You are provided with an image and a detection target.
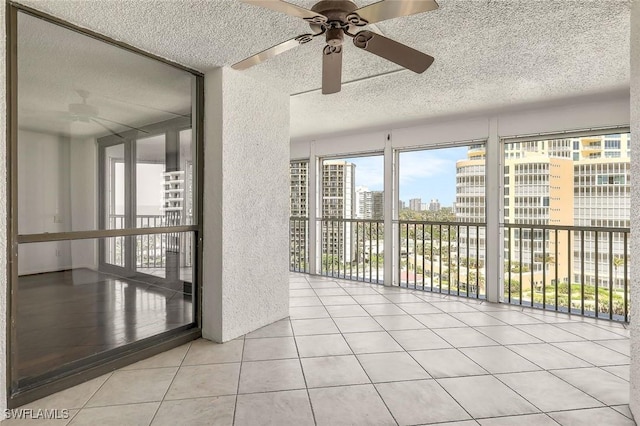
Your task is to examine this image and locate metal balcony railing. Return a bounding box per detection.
[289,217,309,273]
[504,223,630,321]
[398,220,487,299]
[319,218,384,284]
[108,214,194,270]
[288,217,631,322]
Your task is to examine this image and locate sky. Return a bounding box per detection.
[343,146,469,207]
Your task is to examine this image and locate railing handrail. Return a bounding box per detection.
[110,213,192,218]
[317,218,384,223]
[503,223,630,233]
[397,219,487,227]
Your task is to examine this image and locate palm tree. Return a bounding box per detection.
[612,255,625,286]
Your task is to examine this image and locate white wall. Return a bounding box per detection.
[203,68,290,342]
[17,130,97,275]
[629,0,639,419]
[69,137,98,269]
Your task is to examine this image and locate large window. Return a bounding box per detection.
[320,155,384,282]
[11,9,202,401]
[397,145,487,296]
[503,133,630,319]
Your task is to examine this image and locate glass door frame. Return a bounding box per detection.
[97,117,192,279]
[6,3,205,408]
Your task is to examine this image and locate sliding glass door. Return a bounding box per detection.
[10,6,203,405]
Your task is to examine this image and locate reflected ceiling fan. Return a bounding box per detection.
[233,0,439,94]
[62,90,149,139]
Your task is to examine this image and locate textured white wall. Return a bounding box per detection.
[0,1,8,413]
[203,68,290,342]
[630,0,639,420]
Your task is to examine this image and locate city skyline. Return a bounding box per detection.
[344,146,468,207]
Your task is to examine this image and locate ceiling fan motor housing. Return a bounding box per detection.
[311,0,359,46]
[69,102,98,120]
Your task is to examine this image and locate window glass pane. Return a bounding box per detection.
[502,134,630,314]
[103,144,125,230]
[136,134,166,227]
[398,145,487,296]
[317,155,384,283]
[17,12,194,234]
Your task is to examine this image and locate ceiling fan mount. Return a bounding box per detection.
[234,0,439,94]
[308,0,360,47]
[68,90,98,122]
[60,90,149,138]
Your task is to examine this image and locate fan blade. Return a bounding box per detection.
[94,116,150,134]
[354,0,439,25]
[233,34,316,70]
[240,0,327,24]
[94,94,191,119]
[322,45,343,95]
[353,31,434,73]
[91,118,125,141]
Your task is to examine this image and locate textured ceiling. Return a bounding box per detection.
[17,0,631,140]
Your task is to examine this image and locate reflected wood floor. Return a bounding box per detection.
[15,269,193,383]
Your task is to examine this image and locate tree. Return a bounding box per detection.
[613,255,625,286]
[507,261,530,273]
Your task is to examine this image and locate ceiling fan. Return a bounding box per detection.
[233,0,439,94]
[63,90,149,139]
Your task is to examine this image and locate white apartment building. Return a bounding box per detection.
[409,198,422,211]
[290,161,308,217]
[456,134,630,289]
[322,160,356,264]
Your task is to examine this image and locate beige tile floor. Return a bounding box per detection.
[5,273,635,425]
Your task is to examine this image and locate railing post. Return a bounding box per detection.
[485,117,503,303]
[383,133,395,286]
[308,143,319,275]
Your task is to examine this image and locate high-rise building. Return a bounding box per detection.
[290,161,308,217]
[429,199,441,211]
[409,198,422,211]
[455,134,630,289]
[399,200,406,210]
[369,191,384,219]
[355,186,369,219]
[356,186,384,220]
[573,134,630,288]
[289,161,309,270]
[322,160,356,263]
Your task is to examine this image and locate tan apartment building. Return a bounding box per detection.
[456,134,630,291]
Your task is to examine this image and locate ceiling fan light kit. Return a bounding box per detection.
[233,0,438,94]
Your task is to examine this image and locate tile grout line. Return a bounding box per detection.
[147,341,193,426]
[230,334,247,425]
[374,315,479,423]
[309,282,402,426]
[294,276,319,425]
[65,368,117,424]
